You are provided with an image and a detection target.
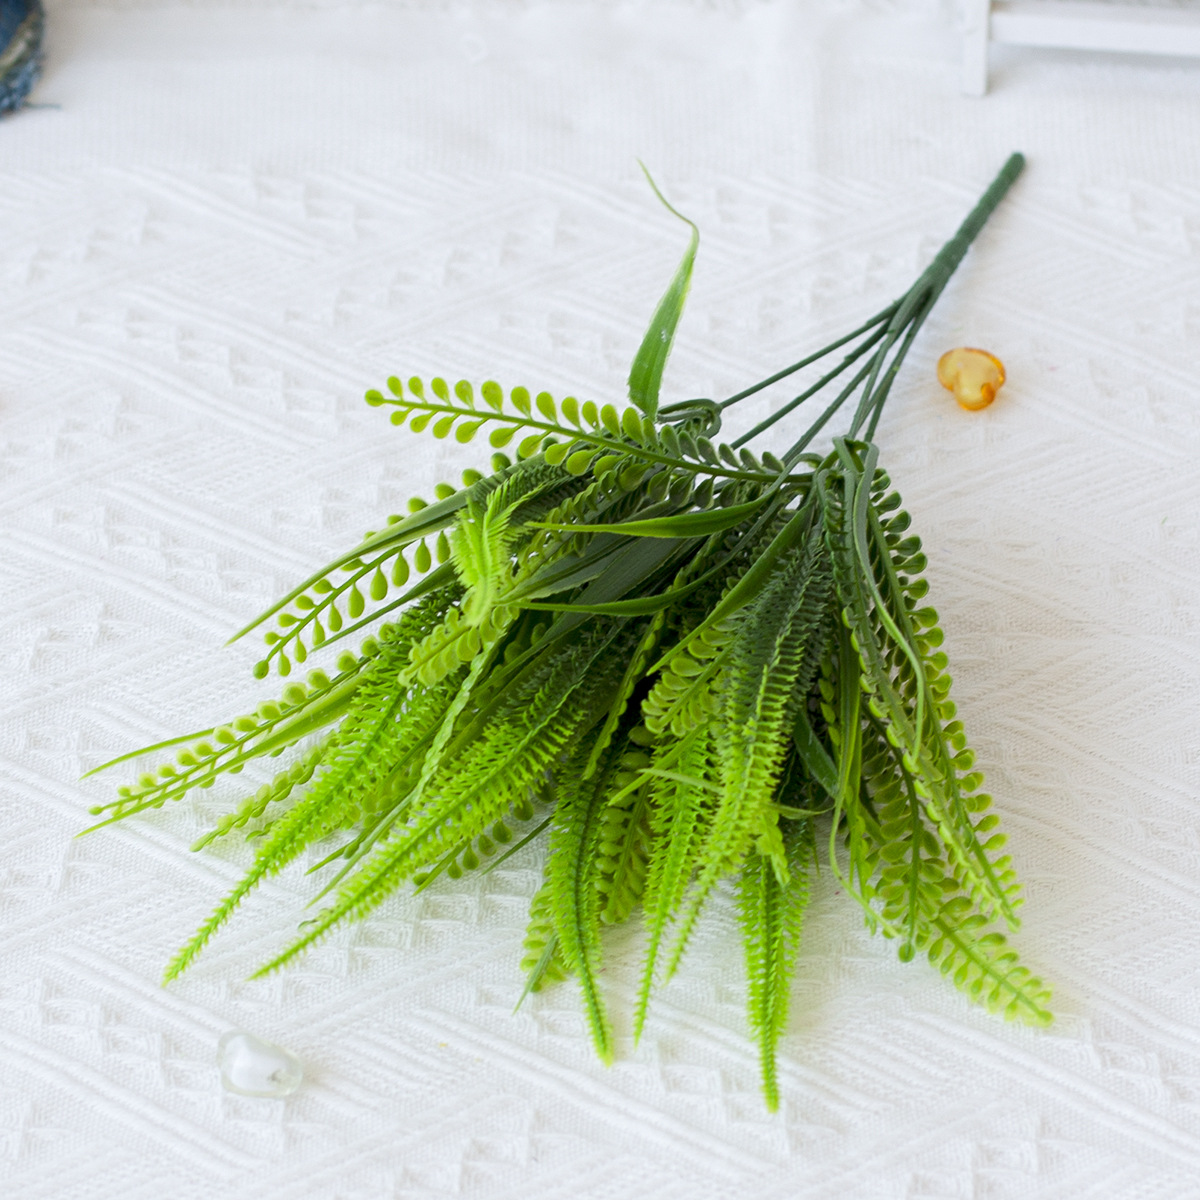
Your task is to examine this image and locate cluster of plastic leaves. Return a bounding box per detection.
[88,156,1049,1110]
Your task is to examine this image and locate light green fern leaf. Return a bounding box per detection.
[642,617,734,739]
[738,828,811,1112]
[547,741,624,1062]
[662,526,832,978]
[633,724,717,1036]
[717,524,832,877]
[595,747,653,926]
[190,744,325,851]
[252,620,639,974]
[520,880,570,996]
[820,450,1011,926]
[452,457,574,629]
[921,896,1052,1025]
[161,593,466,980]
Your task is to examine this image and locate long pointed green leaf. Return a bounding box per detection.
[81,727,216,779]
[522,588,694,617]
[628,165,699,421]
[482,815,553,875]
[238,674,364,761]
[522,535,695,625]
[529,494,767,539]
[792,710,839,800]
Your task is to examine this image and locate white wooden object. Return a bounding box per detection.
[963,0,1200,94]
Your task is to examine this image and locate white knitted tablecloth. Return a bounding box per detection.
[3,2,1200,1196]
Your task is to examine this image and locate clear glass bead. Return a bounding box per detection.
[217,1031,303,1098]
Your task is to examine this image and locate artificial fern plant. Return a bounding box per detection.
[88,153,1050,1110]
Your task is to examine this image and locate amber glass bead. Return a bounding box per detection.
[937,347,1006,411]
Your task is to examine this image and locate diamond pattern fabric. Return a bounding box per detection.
[3,3,1200,1197]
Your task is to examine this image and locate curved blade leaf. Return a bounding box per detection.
[628,165,699,421]
[529,494,767,539]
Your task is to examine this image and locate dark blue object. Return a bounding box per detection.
[0,0,44,117]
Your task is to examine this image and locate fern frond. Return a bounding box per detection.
[547,740,626,1062]
[404,605,493,686]
[640,532,749,739]
[716,523,832,877]
[88,666,367,829]
[922,897,1052,1025]
[658,524,832,979]
[162,603,457,980]
[857,717,925,956]
[452,457,581,627]
[634,724,717,1036]
[595,747,653,926]
[821,447,1014,927]
[312,620,508,896]
[239,454,571,677]
[252,620,639,974]
[738,827,811,1112]
[190,744,325,851]
[520,880,570,996]
[641,639,729,739]
[583,611,663,778]
[366,375,812,490]
[866,492,1023,924]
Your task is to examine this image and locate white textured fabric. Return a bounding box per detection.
[3,2,1200,1196]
